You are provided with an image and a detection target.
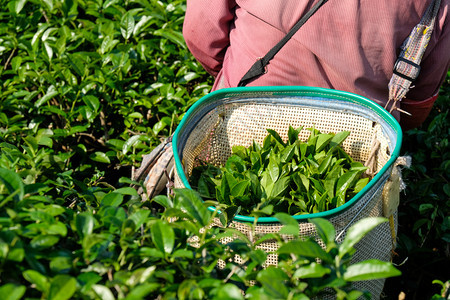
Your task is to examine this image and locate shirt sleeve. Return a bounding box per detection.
[183,0,237,77]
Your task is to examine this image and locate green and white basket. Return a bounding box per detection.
[172,86,402,298]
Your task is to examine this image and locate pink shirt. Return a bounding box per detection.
[183,0,450,123]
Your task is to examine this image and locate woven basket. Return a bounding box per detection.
[172,86,402,298]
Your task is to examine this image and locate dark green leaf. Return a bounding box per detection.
[266,128,286,147]
[67,54,85,77]
[219,205,241,227]
[288,125,303,144]
[0,167,24,202]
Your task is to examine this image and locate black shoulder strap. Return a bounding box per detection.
[238,0,329,87]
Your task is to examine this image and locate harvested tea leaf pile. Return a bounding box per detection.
[189,126,369,216]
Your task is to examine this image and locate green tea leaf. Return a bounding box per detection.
[288,125,303,144]
[82,95,100,112]
[329,131,350,149]
[23,270,50,293]
[256,267,289,299]
[175,189,210,227]
[114,187,138,196]
[151,220,174,254]
[315,133,333,152]
[339,217,387,258]
[318,154,333,175]
[30,235,59,249]
[123,135,142,155]
[0,284,26,300]
[219,205,241,227]
[153,195,173,208]
[67,53,85,77]
[215,283,245,300]
[101,192,124,207]
[299,173,310,192]
[120,12,135,40]
[268,155,280,182]
[353,177,370,193]
[92,285,115,300]
[126,283,160,299]
[278,239,332,263]
[252,204,273,217]
[0,167,24,202]
[232,145,247,159]
[225,155,246,174]
[267,128,286,147]
[343,259,401,281]
[48,275,77,300]
[293,262,331,279]
[154,28,186,49]
[271,175,290,199]
[275,212,299,237]
[77,273,102,293]
[336,171,360,200]
[230,180,249,198]
[75,212,95,238]
[14,0,27,14]
[309,218,336,245]
[89,152,111,163]
[35,85,59,108]
[129,210,150,229]
[281,143,296,163]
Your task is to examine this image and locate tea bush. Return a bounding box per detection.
[383,72,450,299]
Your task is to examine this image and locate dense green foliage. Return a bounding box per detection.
[384,73,450,299]
[0,0,448,299]
[0,0,211,188]
[190,127,368,216]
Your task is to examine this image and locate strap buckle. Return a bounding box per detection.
[393,57,421,82]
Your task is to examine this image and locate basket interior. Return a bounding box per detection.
[175,101,391,189]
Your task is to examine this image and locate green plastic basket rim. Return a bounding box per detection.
[173,86,403,223]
